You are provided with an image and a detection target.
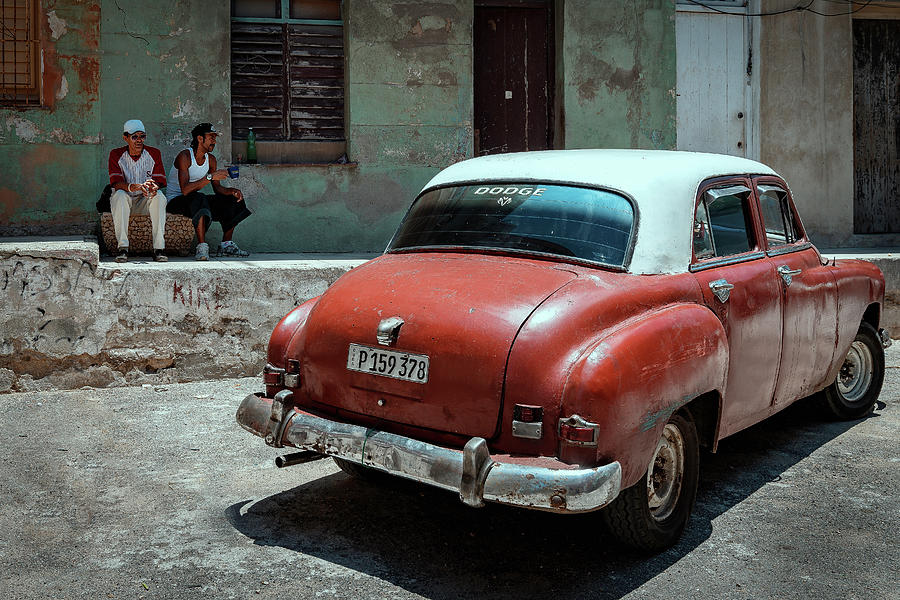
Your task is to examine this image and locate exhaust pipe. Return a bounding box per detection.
[275,451,326,468]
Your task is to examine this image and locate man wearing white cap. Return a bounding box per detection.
[107,119,168,262]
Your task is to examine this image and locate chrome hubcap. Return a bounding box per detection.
[647,422,685,522]
[837,340,873,403]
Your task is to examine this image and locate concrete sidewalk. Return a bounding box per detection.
[1,237,897,393]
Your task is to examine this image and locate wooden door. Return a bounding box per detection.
[676,6,755,158]
[853,19,900,234]
[474,2,552,156]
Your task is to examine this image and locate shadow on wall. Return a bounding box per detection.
[226,397,867,599]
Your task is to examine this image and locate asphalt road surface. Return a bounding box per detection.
[2,346,898,600]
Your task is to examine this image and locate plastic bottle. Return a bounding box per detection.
[247,128,257,164]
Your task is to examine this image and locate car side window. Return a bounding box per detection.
[693,185,754,260]
[757,184,801,247]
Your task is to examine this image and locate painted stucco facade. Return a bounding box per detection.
[561,0,676,150]
[758,0,900,248]
[0,0,676,252]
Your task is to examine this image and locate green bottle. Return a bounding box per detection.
[246,127,257,164]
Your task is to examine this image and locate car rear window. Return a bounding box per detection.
[388,183,635,268]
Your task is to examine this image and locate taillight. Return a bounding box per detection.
[263,363,285,386]
[264,362,302,390]
[560,423,595,442]
[558,415,600,446]
[264,363,293,397]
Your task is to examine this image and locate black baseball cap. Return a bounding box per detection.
[191,122,218,138]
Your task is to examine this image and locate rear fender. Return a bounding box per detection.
[267,296,320,366]
[562,303,728,487]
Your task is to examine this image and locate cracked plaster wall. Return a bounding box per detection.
[0,243,357,392]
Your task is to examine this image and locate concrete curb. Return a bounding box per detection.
[1,239,897,392]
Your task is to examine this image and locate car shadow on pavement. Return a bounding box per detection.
[226,398,877,600]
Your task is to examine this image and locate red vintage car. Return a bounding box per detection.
[237,150,890,552]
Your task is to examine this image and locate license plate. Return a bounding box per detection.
[347,343,430,383]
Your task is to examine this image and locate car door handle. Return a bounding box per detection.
[777,265,802,286]
[709,279,734,303]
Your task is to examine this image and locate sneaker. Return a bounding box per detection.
[195,242,209,261]
[153,249,168,262]
[115,248,128,263]
[218,242,250,257]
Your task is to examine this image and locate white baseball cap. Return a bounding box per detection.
[124,119,146,135]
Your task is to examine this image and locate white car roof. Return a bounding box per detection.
[421,149,780,274]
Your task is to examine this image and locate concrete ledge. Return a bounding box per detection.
[1,237,372,392]
[1,239,897,393]
[0,236,99,267]
[820,249,900,336]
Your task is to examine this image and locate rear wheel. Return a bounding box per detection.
[602,411,700,553]
[821,322,884,420]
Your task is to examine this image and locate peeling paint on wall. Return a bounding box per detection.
[173,99,199,119]
[47,10,68,40]
[6,116,39,142]
[55,75,69,100]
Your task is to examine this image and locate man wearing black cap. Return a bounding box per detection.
[165,122,251,260]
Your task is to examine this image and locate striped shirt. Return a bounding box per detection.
[108,146,167,196]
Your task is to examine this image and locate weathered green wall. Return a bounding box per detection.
[230,0,473,252]
[0,0,102,234]
[1,0,677,252]
[561,0,676,150]
[98,1,231,161]
[0,0,230,237]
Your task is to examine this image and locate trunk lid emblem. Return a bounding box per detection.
[376,316,405,346]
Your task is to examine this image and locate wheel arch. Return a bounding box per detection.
[682,391,723,453]
[862,302,880,330]
[560,302,729,486]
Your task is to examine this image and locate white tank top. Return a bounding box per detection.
[166,148,210,201]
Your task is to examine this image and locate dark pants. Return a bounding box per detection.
[166,191,251,233]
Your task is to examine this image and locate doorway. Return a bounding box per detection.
[675,2,759,159]
[473,1,553,156]
[852,18,900,234]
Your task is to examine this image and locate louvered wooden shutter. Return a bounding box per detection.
[231,22,286,140]
[231,20,344,141]
[287,23,344,140]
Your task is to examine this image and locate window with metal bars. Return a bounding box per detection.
[231,0,345,143]
[0,0,41,107]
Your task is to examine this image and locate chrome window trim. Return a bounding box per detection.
[766,241,812,257]
[690,251,766,272]
[757,184,787,196]
[705,184,752,199]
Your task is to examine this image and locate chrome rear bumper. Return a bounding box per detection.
[236,391,622,513]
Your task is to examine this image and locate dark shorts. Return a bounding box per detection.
[166,191,252,232]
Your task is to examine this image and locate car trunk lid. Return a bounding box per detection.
[292,252,577,439]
